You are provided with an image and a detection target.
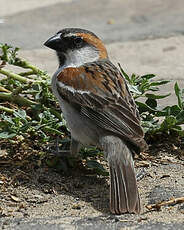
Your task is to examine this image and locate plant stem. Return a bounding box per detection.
[0,92,38,106]
[18,62,49,80]
[0,69,34,83]
[17,60,47,76]
[25,63,43,73]
[19,70,35,76]
[0,105,14,114]
[0,86,10,93]
[49,107,62,120]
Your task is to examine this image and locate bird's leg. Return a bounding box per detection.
[54,136,70,156]
[47,136,70,157]
[48,136,81,159]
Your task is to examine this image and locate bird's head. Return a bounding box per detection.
[44,28,108,67]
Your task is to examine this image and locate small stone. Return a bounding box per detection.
[72,204,81,210]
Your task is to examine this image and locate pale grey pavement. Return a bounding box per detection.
[0,0,184,229]
[1,0,184,106]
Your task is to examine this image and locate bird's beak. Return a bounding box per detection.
[44,34,62,50]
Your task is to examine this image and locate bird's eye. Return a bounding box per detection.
[73,37,83,46]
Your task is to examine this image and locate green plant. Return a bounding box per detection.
[1,44,184,175]
[0,44,67,143]
[0,44,106,174]
[119,64,184,137]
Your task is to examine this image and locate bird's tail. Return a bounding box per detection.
[100,136,140,214]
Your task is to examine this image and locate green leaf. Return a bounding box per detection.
[86,160,108,176]
[1,115,14,125]
[128,85,142,95]
[13,110,27,120]
[171,126,182,131]
[150,81,171,86]
[160,116,177,131]
[136,101,158,113]
[141,74,156,80]
[145,98,157,108]
[157,105,181,117]
[174,82,182,108]
[141,119,160,133]
[118,64,131,82]
[145,93,171,99]
[0,132,16,139]
[149,80,170,86]
[148,87,159,92]
[176,110,184,125]
[79,147,102,159]
[177,129,184,136]
[43,126,64,135]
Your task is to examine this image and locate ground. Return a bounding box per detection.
[0,137,184,229]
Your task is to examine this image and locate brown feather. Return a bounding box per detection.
[56,60,147,152]
[76,32,108,59]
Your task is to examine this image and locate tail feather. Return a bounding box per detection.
[135,193,141,213]
[100,135,141,215]
[110,162,140,214]
[121,162,140,213]
[110,165,128,214]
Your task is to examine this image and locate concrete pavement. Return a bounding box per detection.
[1,0,184,48]
[1,0,184,106]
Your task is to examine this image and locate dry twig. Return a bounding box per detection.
[146,197,184,211]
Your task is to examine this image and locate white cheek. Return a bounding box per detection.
[65,46,99,67]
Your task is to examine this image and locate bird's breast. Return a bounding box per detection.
[51,69,100,146]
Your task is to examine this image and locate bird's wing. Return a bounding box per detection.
[55,60,147,151]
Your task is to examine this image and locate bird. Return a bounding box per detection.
[44,28,147,214]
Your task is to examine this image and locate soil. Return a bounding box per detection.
[0,136,184,229]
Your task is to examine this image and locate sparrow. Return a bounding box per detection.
[44,28,147,214]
